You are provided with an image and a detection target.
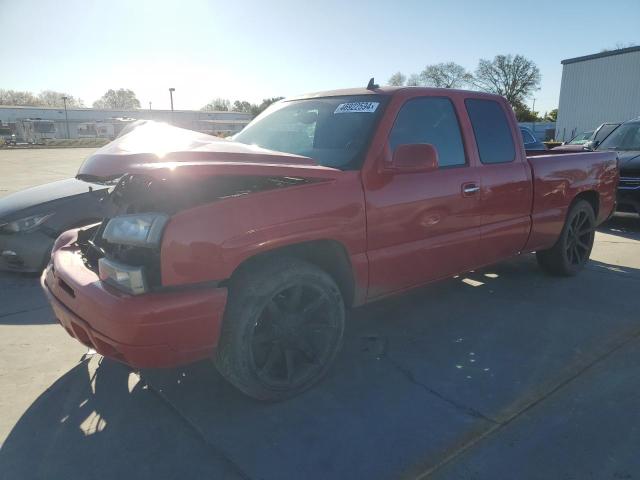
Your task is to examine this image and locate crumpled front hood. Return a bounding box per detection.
[77,121,317,179]
[0,178,106,220]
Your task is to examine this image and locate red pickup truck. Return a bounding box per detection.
[42,86,618,400]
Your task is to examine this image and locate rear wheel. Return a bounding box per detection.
[536,199,596,276]
[214,257,345,401]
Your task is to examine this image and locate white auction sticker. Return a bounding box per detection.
[334,102,379,114]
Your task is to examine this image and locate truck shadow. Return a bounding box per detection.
[3,254,639,480]
[0,357,243,479]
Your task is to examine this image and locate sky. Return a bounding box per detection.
[1,0,638,114]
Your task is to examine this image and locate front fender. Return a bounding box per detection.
[159,172,366,287]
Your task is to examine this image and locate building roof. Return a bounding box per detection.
[561,45,640,65]
[0,105,252,116]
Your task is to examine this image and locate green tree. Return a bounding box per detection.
[251,97,284,116]
[202,98,231,111]
[512,100,541,122]
[406,73,422,86]
[93,89,141,109]
[387,72,406,86]
[545,108,558,122]
[420,62,472,88]
[232,100,253,113]
[473,54,541,107]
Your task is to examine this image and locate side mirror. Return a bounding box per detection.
[390,143,439,173]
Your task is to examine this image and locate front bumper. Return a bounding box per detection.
[41,235,228,369]
[0,230,53,273]
[617,181,640,215]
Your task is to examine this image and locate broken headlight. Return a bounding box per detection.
[102,213,169,247]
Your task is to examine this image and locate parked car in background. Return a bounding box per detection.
[0,121,221,273]
[0,123,16,146]
[567,130,594,145]
[597,117,640,215]
[553,122,620,152]
[0,180,110,272]
[41,86,618,401]
[520,126,546,151]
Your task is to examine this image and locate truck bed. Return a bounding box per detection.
[525,151,618,251]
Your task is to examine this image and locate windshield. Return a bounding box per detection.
[599,122,640,151]
[568,131,593,144]
[593,124,619,143]
[233,95,387,169]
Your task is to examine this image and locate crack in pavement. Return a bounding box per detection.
[384,353,500,425]
[411,328,640,480]
[0,305,50,319]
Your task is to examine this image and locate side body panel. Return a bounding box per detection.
[524,151,618,251]
[361,90,484,299]
[465,95,534,265]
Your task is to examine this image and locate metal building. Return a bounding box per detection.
[0,106,252,141]
[556,46,640,142]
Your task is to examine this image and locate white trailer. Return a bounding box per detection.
[16,119,56,144]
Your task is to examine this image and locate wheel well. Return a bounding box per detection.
[224,240,356,307]
[574,191,599,218]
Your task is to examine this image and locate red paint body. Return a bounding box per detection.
[42,87,619,368]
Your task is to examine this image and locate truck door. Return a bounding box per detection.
[364,96,482,299]
[464,98,533,265]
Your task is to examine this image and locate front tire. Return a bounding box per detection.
[536,199,596,276]
[214,257,345,401]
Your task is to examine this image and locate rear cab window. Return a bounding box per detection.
[389,97,466,167]
[465,99,516,164]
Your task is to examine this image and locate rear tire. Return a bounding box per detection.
[536,199,596,276]
[214,257,345,401]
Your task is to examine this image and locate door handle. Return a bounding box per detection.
[462,183,480,196]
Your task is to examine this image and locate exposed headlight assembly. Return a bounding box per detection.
[102,213,169,247]
[98,257,147,295]
[0,213,54,233]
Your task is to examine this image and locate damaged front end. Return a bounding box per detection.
[77,171,315,294]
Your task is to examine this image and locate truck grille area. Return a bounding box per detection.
[76,172,311,290]
[77,223,163,289]
[619,177,640,190]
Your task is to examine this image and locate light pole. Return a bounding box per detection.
[168,88,175,111]
[61,96,70,139]
[168,88,175,125]
[531,98,536,136]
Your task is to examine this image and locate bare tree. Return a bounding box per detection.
[93,89,141,109]
[387,72,406,86]
[601,41,637,52]
[420,62,472,88]
[0,89,41,106]
[473,54,541,106]
[38,90,83,108]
